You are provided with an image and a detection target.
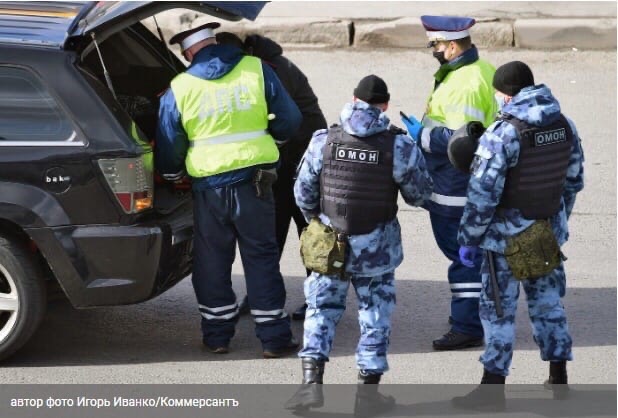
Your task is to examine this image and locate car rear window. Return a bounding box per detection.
[0,66,77,143]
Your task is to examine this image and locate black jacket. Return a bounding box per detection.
[245,35,327,168]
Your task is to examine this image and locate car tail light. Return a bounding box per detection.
[97,156,153,214]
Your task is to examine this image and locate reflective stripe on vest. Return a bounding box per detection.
[170,56,279,177]
[423,59,497,130]
[189,129,268,147]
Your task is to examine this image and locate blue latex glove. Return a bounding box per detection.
[400,113,424,143]
[459,245,478,268]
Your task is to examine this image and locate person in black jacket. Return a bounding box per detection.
[217,32,328,320]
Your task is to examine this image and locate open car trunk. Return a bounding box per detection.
[71,2,267,215]
[78,21,189,214]
[79,22,180,140]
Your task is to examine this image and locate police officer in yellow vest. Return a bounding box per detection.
[156,23,302,357]
[401,16,497,350]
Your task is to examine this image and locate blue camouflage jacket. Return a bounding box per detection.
[294,101,434,275]
[156,44,301,190]
[458,84,585,253]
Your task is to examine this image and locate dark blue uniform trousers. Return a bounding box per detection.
[192,181,292,350]
[430,212,483,337]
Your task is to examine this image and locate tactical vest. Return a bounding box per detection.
[499,114,574,219]
[170,56,279,177]
[320,125,399,235]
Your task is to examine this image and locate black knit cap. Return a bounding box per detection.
[493,61,535,96]
[354,75,390,104]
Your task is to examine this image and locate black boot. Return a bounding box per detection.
[284,358,325,411]
[451,369,506,411]
[544,361,569,399]
[353,371,396,418]
[432,330,484,351]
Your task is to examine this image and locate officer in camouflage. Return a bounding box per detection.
[286,75,433,415]
[453,61,584,409]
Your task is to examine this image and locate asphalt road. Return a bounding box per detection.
[1,49,615,384]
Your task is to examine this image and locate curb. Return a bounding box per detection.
[143,12,617,50]
[514,18,617,49]
[354,18,514,48]
[207,16,352,48]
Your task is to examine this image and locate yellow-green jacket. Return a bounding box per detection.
[156,44,301,189]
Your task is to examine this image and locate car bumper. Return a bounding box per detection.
[27,203,193,307]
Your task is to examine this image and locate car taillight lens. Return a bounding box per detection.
[97,156,153,214]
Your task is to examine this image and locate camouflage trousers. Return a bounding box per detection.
[299,271,396,374]
[479,252,573,376]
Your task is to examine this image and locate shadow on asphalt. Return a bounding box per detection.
[4,275,616,366]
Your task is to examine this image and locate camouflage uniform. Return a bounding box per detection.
[294,101,433,373]
[458,84,585,376]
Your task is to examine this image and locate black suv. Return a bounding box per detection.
[0,1,265,360]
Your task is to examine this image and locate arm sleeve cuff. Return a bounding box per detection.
[421,127,432,153]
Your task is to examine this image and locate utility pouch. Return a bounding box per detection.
[299,218,347,278]
[253,168,278,199]
[504,220,561,280]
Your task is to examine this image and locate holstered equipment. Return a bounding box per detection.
[486,250,504,318]
[253,167,277,199]
[504,220,561,280]
[299,218,347,277]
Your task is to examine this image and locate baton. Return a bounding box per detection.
[486,250,504,318]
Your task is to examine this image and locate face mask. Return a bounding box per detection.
[432,50,448,65]
[495,94,507,112]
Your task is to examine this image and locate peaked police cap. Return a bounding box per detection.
[421,15,475,47]
[169,22,221,51]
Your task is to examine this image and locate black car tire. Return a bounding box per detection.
[0,235,46,362]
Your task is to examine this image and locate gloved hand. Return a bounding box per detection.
[459,245,478,268]
[400,113,424,143]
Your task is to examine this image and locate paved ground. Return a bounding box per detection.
[1,48,615,385]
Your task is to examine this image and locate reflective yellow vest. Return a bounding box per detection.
[170,56,279,177]
[422,59,497,130]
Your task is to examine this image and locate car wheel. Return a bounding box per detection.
[0,235,46,361]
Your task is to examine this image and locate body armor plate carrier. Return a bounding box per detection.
[320,125,399,235]
[499,113,574,219]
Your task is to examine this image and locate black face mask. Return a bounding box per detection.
[433,50,448,65]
